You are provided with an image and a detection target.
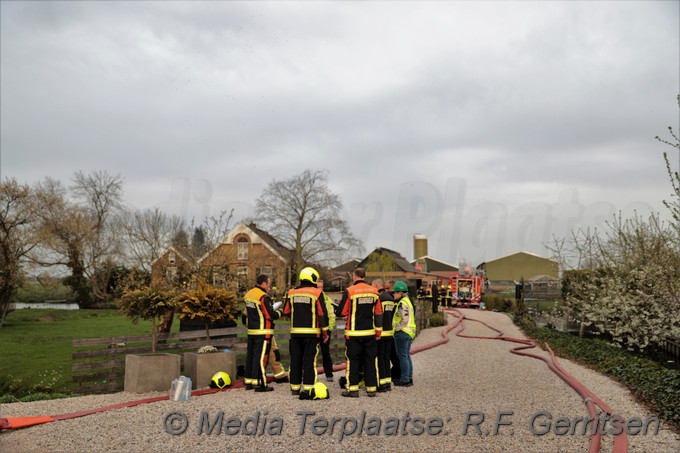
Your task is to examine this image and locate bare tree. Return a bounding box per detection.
[118,207,185,272]
[655,93,680,242]
[255,169,364,279]
[178,209,235,273]
[33,171,123,306]
[0,179,41,328]
[544,227,600,273]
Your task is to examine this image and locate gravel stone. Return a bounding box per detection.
[1,309,678,452]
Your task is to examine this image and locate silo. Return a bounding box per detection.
[413,234,428,260]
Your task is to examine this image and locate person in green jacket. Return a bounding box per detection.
[317,279,337,381]
[392,281,416,387]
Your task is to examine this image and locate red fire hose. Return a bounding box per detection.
[445,308,628,453]
[0,309,629,453]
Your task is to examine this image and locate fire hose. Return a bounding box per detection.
[444,308,627,453]
[0,308,629,453]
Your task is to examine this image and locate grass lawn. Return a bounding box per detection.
[0,309,332,399]
[0,309,178,397]
[1,300,375,400]
[524,299,558,312]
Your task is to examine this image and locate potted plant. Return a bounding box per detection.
[118,286,181,392]
[175,281,238,343]
[119,287,176,353]
[176,281,239,388]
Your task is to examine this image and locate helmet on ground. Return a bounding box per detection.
[210,371,231,389]
[393,281,408,293]
[299,267,319,285]
[311,381,329,399]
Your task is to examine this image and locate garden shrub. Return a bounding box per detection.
[481,294,515,311]
[428,312,446,327]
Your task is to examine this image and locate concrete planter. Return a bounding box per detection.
[184,351,236,389]
[124,353,181,393]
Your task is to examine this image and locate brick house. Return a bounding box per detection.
[199,222,293,294]
[151,223,293,294]
[150,246,192,289]
[358,247,438,288]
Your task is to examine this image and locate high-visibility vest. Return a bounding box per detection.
[393,295,416,339]
[324,293,336,331]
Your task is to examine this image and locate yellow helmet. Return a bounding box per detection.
[210,371,231,389]
[311,381,329,399]
[299,267,319,285]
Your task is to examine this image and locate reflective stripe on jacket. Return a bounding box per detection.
[243,286,280,336]
[337,281,382,337]
[379,289,396,337]
[393,295,416,339]
[284,285,329,336]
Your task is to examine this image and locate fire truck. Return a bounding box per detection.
[449,265,485,308]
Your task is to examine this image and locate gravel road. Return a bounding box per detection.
[1,309,678,452]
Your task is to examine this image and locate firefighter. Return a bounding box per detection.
[282,267,329,400]
[439,285,447,307]
[269,337,289,383]
[336,267,383,398]
[317,279,337,381]
[392,280,416,387]
[243,274,282,392]
[372,278,395,392]
[243,299,288,385]
[424,284,433,302]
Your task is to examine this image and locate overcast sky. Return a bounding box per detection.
[2,1,679,267]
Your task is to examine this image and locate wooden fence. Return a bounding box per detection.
[72,325,346,395]
[658,338,680,369]
[73,299,433,395]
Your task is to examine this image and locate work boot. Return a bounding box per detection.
[341,390,359,398]
[291,389,300,395]
[326,374,334,382]
[299,391,311,400]
[377,384,389,393]
[254,386,274,393]
[366,392,377,398]
[244,384,253,390]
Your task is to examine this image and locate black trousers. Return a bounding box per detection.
[377,336,393,385]
[245,335,271,387]
[345,336,378,392]
[289,335,320,390]
[319,331,334,377]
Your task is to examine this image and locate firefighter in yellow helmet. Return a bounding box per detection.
[282,267,330,400]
